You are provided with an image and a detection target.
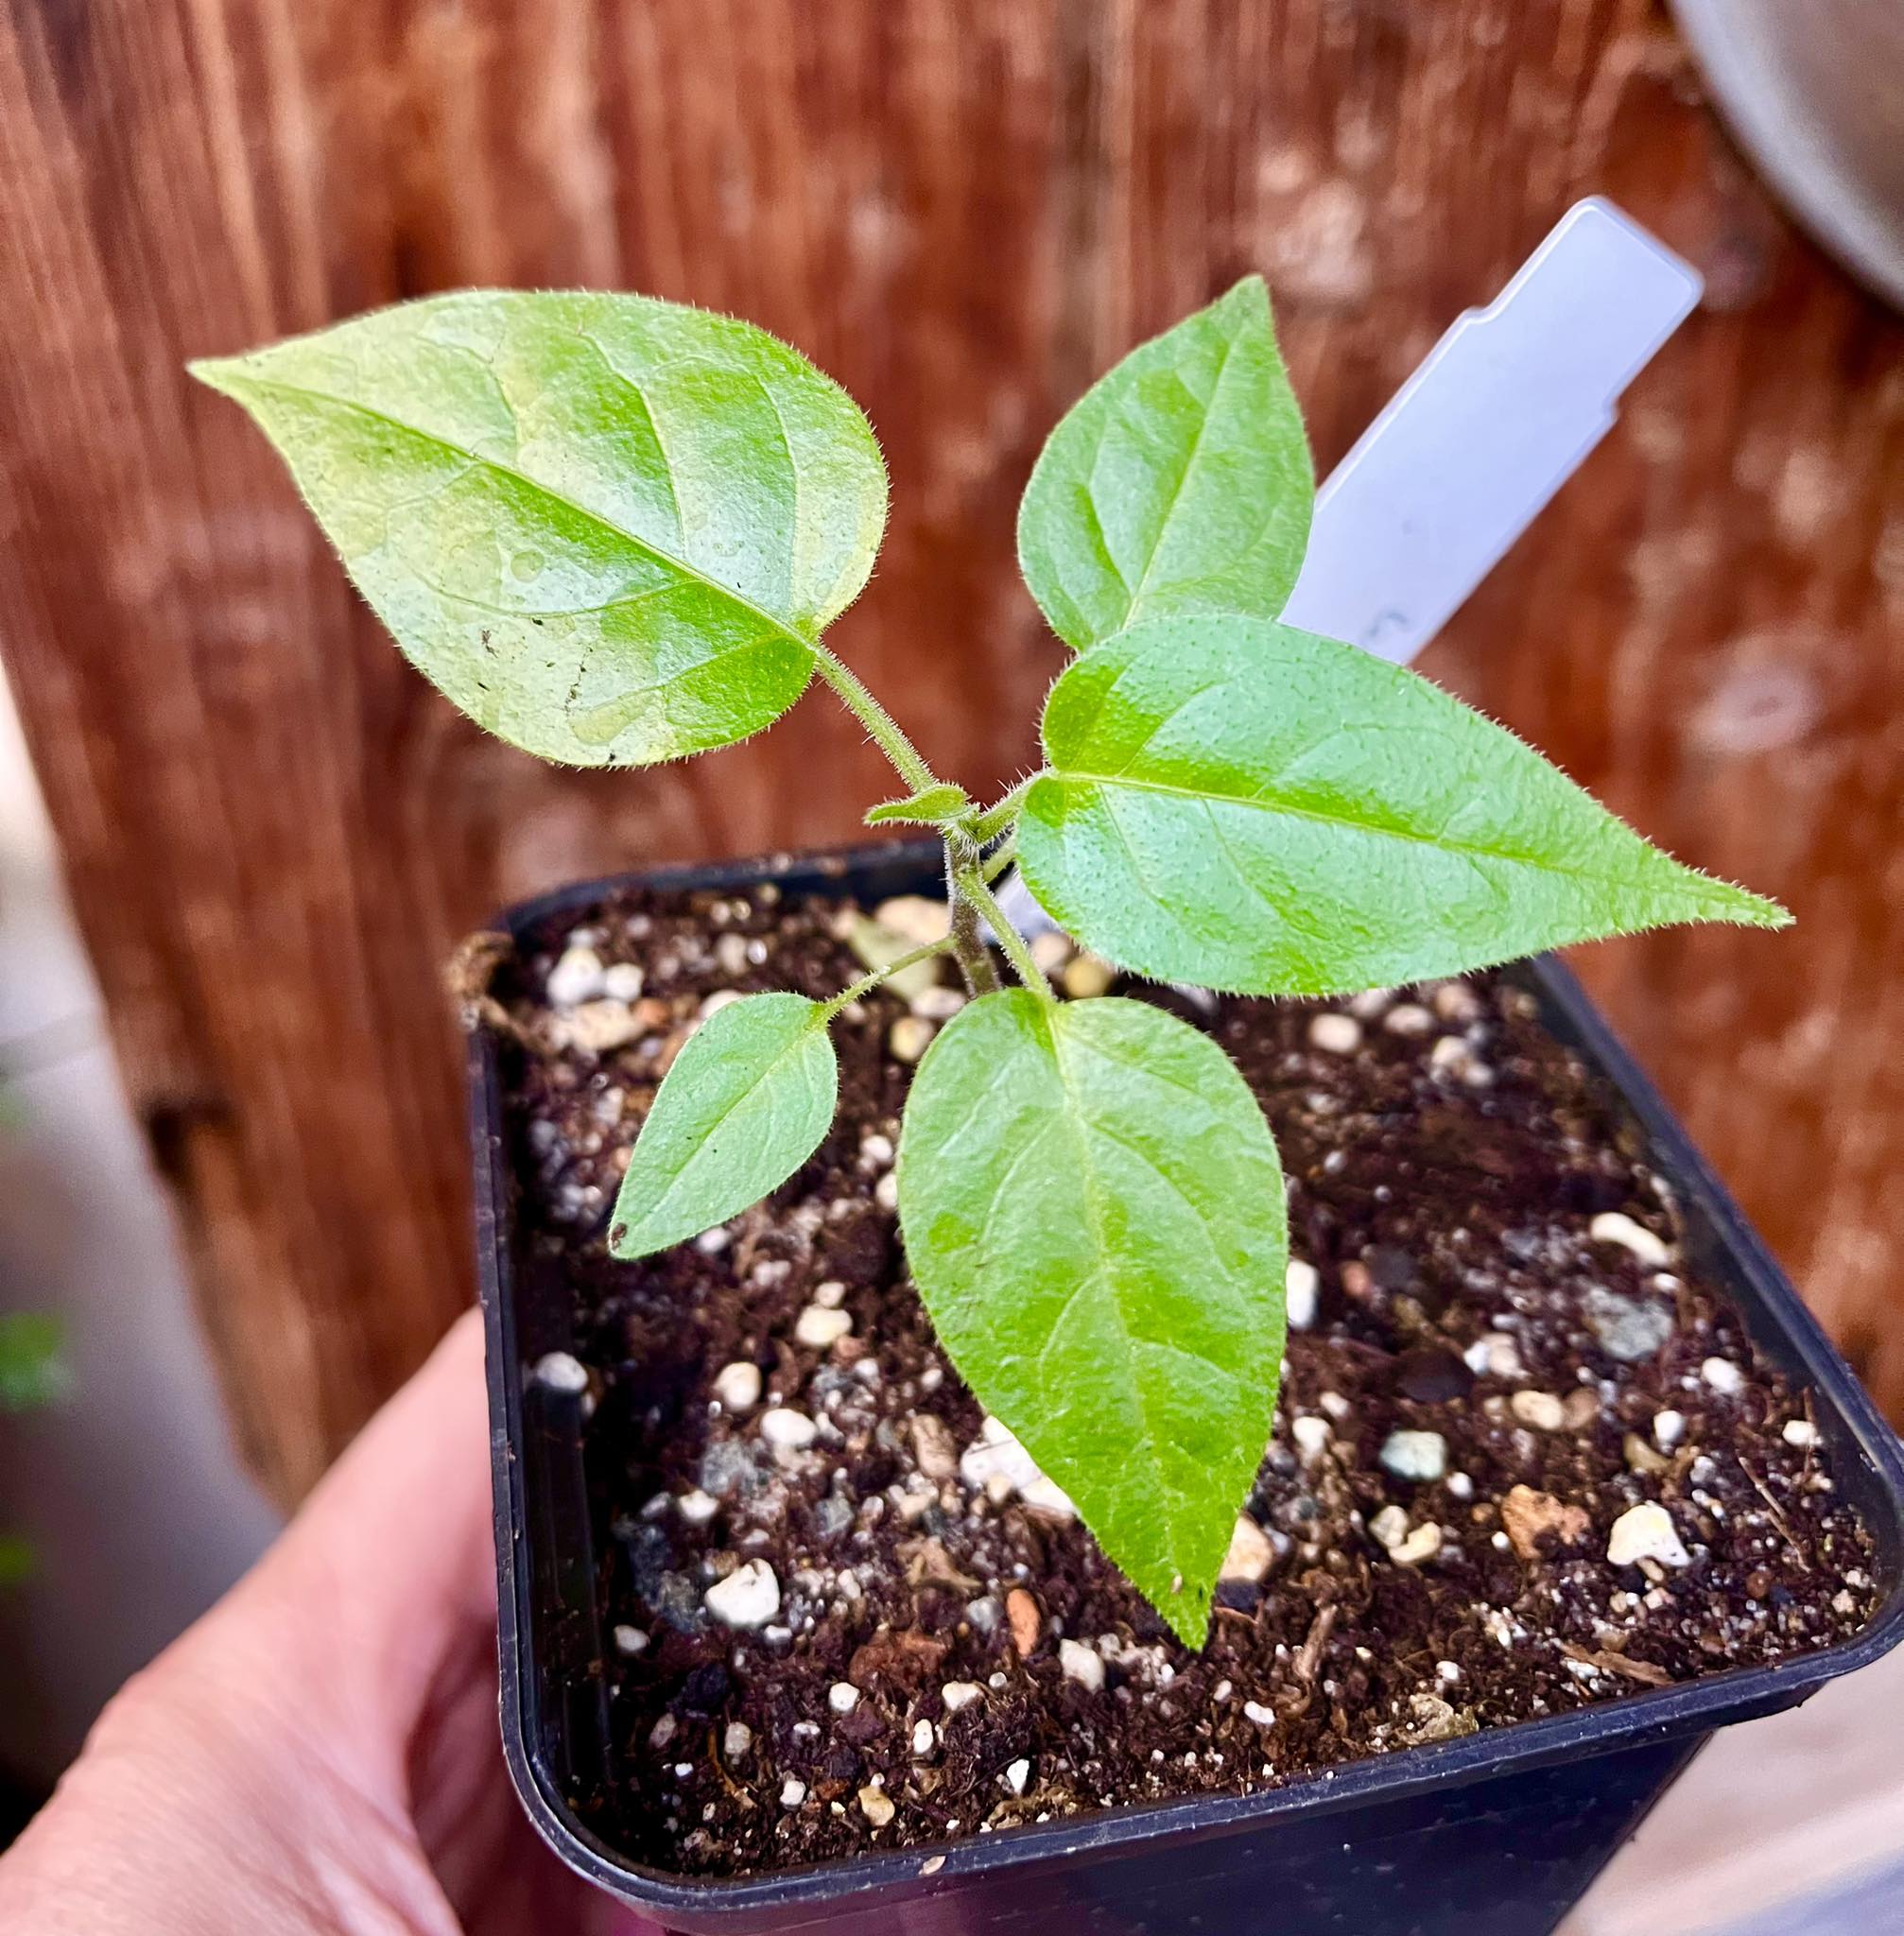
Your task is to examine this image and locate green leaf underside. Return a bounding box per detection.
[1016,277,1313,652]
[896,992,1287,1645]
[192,292,886,767]
[1020,617,1789,997]
[865,784,971,826]
[609,994,837,1259]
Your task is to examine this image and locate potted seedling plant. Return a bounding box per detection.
[195,276,1904,1936]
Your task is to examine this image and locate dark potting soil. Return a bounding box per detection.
[492,881,1878,1878]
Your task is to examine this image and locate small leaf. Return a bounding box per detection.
[864,784,972,827]
[1020,617,1789,995]
[194,292,886,767]
[609,994,837,1259]
[896,990,1287,1645]
[1017,277,1313,651]
[0,1313,67,1413]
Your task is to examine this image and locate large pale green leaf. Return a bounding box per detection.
[193,292,886,766]
[896,991,1287,1645]
[1016,277,1312,651]
[1019,616,1789,995]
[609,994,837,1259]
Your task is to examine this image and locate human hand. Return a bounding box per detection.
[0,1308,649,1935]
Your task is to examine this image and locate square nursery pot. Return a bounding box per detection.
[471,839,1904,1936]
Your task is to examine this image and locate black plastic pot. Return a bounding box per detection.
[473,840,1904,1936]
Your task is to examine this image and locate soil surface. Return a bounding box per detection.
[492,880,1878,1878]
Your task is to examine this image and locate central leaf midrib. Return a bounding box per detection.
[229,371,819,657]
[1049,764,1654,888]
[1121,320,1241,618]
[1044,1010,1194,1571]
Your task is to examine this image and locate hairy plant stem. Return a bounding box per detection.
[811,644,938,795]
[980,830,1018,883]
[953,864,1052,997]
[943,839,1002,995]
[822,936,958,1017]
[809,643,1023,998]
[971,777,1032,841]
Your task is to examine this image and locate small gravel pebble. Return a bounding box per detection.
[612,1624,649,1657]
[1784,1419,1819,1448]
[546,944,606,1008]
[723,1722,753,1761]
[1062,953,1116,999]
[1584,1287,1676,1362]
[858,1786,895,1828]
[1307,1012,1362,1054]
[531,1351,590,1395]
[1607,1501,1691,1568]
[1291,1415,1332,1463]
[794,1305,854,1349]
[942,1682,984,1713]
[888,1015,936,1063]
[1059,1638,1106,1692]
[828,1682,861,1715]
[1510,1391,1566,1431]
[780,1777,807,1808]
[1702,1357,1744,1396]
[1379,1429,1448,1482]
[1653,1409,1686,1449]
[712,1361,762,1411]
[1590,1212,1671,1266]
[759,1408,818,1450]
[1285,1257,1320,1330]
[703,1560,781,1629]
[1005,1758,1032,1796]
[1220,1514,1277,1584]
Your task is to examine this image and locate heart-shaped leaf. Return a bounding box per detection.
[1019,616,1789,995]
[193,292,886,766]
[1016,276,1312,652]
[896,990,1287,1645]
[609,994,838,1258]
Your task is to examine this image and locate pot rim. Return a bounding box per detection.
[473,838,1904,1919]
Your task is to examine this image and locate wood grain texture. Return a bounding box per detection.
[2,0,1899,1495]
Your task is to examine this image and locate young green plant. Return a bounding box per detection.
[195,281,1785,1644]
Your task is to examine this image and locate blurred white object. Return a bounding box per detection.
[1281,198,1700,664]
[996,197,1702,938]
[1673,0,1904,311]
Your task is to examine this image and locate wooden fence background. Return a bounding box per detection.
[3,0,1899,1501]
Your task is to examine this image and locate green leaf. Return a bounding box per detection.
[1020,616,1789,995]
[608,994,838,1259]
[1016,277,1313,651]
[0,1536,34,1586]
[864,783,971,827]
[0,1313,67,1413]
[193,292,886,768]
[896,991,1287,1645]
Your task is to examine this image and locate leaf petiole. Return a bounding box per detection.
[822,936,960,1018]
[811,642,940,795]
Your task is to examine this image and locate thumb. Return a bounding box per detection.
[212,1305,498,1780]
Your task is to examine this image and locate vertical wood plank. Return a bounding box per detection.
[3,0,1900,1495]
